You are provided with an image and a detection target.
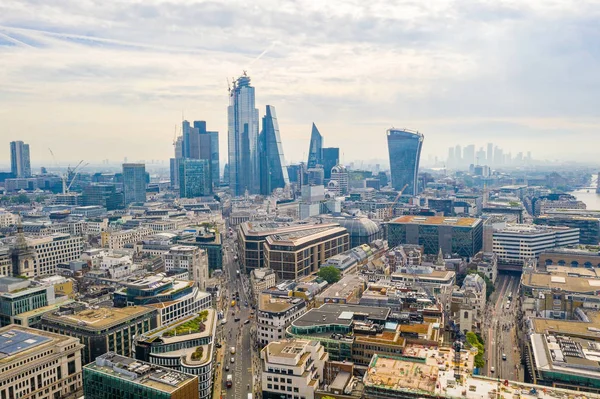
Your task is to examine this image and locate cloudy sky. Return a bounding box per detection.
[1,0,599,168]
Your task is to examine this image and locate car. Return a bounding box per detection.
[243,319,250,325]
[244,301,248,306]
[216,343,222,348]
[490,366,495,373]
[502,353,507,361]
[225,365,229,371]
[234,317,240,322]
[230,357,235,363]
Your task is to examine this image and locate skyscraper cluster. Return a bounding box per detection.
[447,143,533,169]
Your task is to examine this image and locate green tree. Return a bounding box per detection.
[12,194,30,204]
[317,266,341,284]
[466,331,485,369]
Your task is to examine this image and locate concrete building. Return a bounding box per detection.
[0,325,84,399]
[101,227,154,249]
[260,339,328,399]
[0,209,17,228]
[134,310,216,399]
[10,140,31,178]
[328,164,349,196]
[535,211,600,245]
[257,293,307,346]
[10,233,83,277]
[0,246,11,276]
[250,268,276,302]
[469,251,498,283]
[83,352,198,399]
[493,223,580,265]
[314,275,368,306]
[539,247,600,269]
[387,215,483,257]
[40,302,158,364]
[114,274,211,326]
[162,245,209,291]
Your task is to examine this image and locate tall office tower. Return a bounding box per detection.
[322,147,340,180]
[487,142,494,164]
[228,72,259,196]
[122,163,146,205]
[454,145,462,166]
[463,144,476,167]
[182,120,191,158]
[307,123,323,169]
[494,146,503,166]
[10,141,31,178]
[447,147,455,166]
[193,121,220,189]
[259,105,289,195]
[179,159,211,198]
[170,136,184,190]
[386,128,424,195]
[476,147,486,165]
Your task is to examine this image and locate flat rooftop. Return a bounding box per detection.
[364,355,438,393]
[292,303,390,329]
[523,272,600,294]
[0,325,80,363]
[531,311,600,337]
[266,225,346,246]
[259,294,304,313]
[390,215,481,227]
[86,352,196,393]
[43,305,155,330]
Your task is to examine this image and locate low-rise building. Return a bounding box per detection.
[251,267,276,302]
[260,339,329,399]
[257,293,307,346]
[469,251,498,283]
[314,275,368,306]
[0,325,85,399]
[539,246,600,269]
[83,352,198,399]
[40,302,158,364]
[101,227,154,249]
[134,310,216,399]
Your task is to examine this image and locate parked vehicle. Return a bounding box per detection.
[226,375,233,388]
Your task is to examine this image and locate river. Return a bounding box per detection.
[570,175,600,210]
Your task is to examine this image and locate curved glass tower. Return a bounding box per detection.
[386,128,424,195]
[307,123,323,169]
[259,105,289,195]
[228,73,259,196]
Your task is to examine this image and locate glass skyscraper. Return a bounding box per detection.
[10,141,31,178]
[322,147,339,179]
[122,163,146,205]
[386,129,424,195]
[193,121,220,189]
[227,72,259,196]
[259,105,289,195]
[307,123,323,169]
[179,158,211,198]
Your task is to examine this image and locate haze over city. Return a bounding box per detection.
[2,0,599,165]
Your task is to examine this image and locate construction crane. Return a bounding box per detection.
[384,183,409,221]
[47,148,87,194]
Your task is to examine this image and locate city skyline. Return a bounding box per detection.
[1,1,599,165]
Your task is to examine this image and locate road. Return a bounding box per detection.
[217,234,259,399]
[483,273,522,381]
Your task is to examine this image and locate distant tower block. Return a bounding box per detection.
[596,172,600,194]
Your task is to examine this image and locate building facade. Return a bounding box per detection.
[322,147,339,180]
[179,158,212,198]
[386,128,424,195]
[257,293,307,346]
[0,326,84,399]
[163,245,209,291]
[122,163,147,205]
[307,123,323,169]
[10,140,31,178]
[328,165,349,196]
[228,72,260,196]
[259,105,289,195]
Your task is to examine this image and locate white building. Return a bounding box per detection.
[81,248,107,269]
[257,294,307,346]
[250,268,276,302]
[261,339,328,399]
[163,246,209,291]
[493,223,580,265]
[101,227,153,249]
[0,209,17,227]
[0,325,84,399]
[83,218,109,234]
[26,234,83,276]
[328,165,349,196]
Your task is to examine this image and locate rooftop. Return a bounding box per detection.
[390,215,481,228]
[259,294,305,313]
[265,225,347,246]
[42,304,155,331]
[85,352,197,393]
[522,272,600,294]
[0,325,81,363]
[292,303,390,329]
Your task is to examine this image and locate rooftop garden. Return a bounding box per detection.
[163,310,209,337]
[191,346,204,361]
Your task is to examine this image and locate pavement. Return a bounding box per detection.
[483,273,523,381]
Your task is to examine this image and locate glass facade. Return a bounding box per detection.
[307,123,323,169]
[259,105,289,195]
[228,73,259,196]
[386,129,424,195]
[122,163,146,205]
[322,147,339,179]
[10,140,31,178]
[179,159,211,198]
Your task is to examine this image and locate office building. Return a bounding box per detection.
[256,293,307,346]
[492,224,580,265]
[322,147,340,180]
[10,140,31,178]
[387,215,483,257]
[101,227,153,249]
[83,352,198,399]
[163,245,209,291]
[535,211,600,245]
[82,183,123,210]
[134,310,216,398]
[263,223,350,280]
[250,268,276,301]
[539,247,600,269]
[113,274,211,325]
[259,105,289,195]
[328,164,349,196]
[179,158,211,198]
[307,123,323,169]
[122,163,146,205]
[190,120,220,189]
[0,209,17,228]
[176,226,223,270]
[386,128,424,195]
[0,325,84,399]
[40,302,158,364]
[228,72,259,196]
[260,339,328,399]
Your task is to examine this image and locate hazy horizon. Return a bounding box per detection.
[1,1,599,167]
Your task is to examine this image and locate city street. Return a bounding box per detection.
[483,273,523,381]
[216,234,260,399]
